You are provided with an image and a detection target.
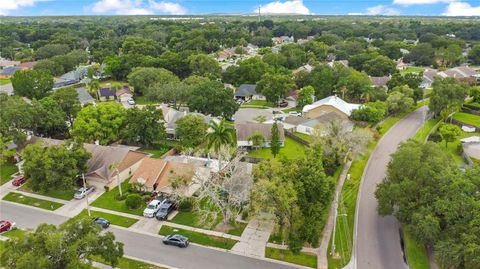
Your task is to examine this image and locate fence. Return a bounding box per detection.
[284,129,311,147]
[241,156,265,164]
[448,118,480,132]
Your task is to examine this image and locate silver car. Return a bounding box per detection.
[74,186,95,199]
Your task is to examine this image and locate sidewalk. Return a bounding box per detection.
[231,217,274,258]
[317,161,352,269]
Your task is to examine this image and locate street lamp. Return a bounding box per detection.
[82,173,91,217]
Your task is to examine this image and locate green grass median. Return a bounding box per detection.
[159,225,237,250]
[2,192,64,210]
[75,209,139,228]
[265,247,317,268]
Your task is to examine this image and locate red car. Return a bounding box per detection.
[0,221,14,233]
[12,175,26,187]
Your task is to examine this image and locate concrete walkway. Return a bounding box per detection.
[317,161,353,269]
[0,179,19,199]
[231,217,274,258]
[55,181,105,217]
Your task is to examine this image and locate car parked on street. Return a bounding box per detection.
[279,101,288,108]
[155,201,175,220]
[0,220,15,233]
[74,186,95,199]
[143,199,163,218]
[93,217,110,229]
[288,111,302,117]
[12,175,26,187]
[163,234,190,248]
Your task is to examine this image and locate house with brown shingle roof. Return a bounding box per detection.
[236,122,285,148]
[130,157,195,193]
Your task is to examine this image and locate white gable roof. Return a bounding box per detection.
[302,95,361,116]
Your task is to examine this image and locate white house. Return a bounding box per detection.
[302,95,361,120]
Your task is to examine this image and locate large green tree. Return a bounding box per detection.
[51,87,81,125]
[11,70,53,100]
[1,218,123,269]
[256,73,295,105]
[31,97,69,138]
[188,54,220,79]
[0,94,33,144]
[188,80,239,118]
[71,102,127,145]
[429,77,467,116]
[175,114,208,148]
[128,67,180,96]
[122,105,165,147]
[363,55,397,77]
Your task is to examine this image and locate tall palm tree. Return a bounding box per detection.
[88,80,100,96]
[206,119,236,170]
[247,131,266,150]
[109,162,122,196]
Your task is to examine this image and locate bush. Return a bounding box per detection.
[115,193,127,201]
[178,197,194,212]
[125,194,143,210]
[351,101,388,124]
[104,185,110,192]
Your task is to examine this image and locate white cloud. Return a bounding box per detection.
[91,0,186,15]
[393,0,455,5]
[442,1,480,16]
[258,0,311,15]
[349,5,400,16]
[0,0,48,16]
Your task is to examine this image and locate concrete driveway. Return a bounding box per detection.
[55,180,106,217]
[354,106,426,269]
[234,108,274,124]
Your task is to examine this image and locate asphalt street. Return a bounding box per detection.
[0,201,296,269]
[355,106,427,269]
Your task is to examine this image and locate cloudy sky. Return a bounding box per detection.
[1,0,480,16]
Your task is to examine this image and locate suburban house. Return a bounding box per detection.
[286,89,300,107]
[283,112,353,136]
[53,70,81,89]
[460,136,480,162]
[160,105,217,139]
[421,68,438,89]
[236,122,285,148]
[0,58,19,68]
[216,48,236,60]
[327,60,349,68]
[75,87,95,105]
[302,95,361,120]
[23,137,148,188]
[0,67,19,79]
[438,66,477,83]
[130,157,195,193]
[17,61,37,70]
[370,76,391,89]
[293,64,314,74]
[234,84,265,101]
[115,86,133,102]
[97,87,115,101]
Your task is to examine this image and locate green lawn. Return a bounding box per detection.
[91,180,145,216]
[294,132,312,142]
[225,222,248,236]
[170,210,221,230]
[2,192,64,210]
[75,209,139,228]
[413,118,441,143]
[439,128,480,165]
[2,228,27,239]
[248,137,307,159]
[243,100,274,107]
[0,162,18,186]
[159,225,237,250]
[135,96,158,105]
[19,181,75,201]
[282,107,301,113]
[404,229,430,269]
[0,78,10,85]
[139,141,178,158]
[452,112,480,128]
[90,255,167,269]
[265,247,317,268]
[400,66,425,74]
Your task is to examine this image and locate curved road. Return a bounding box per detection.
[354,106,426,269]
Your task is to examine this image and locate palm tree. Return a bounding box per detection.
[109,162,122,196]
[206,119,236,170]
[247,131,266,150]
[88,80,100,96]
[361,87,375,103]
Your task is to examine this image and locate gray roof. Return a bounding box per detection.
[0,67,19,76]
[235,84,258,97]
[298,112,341,128]
[75,87,95,104]
[370,76,390,87]
[235,122,285,141]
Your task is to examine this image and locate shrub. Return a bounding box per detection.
[125,194,143,209]
[178,197,194,212]
[104,185,110,192]
[115,193,127,201]
[351,101,388,124]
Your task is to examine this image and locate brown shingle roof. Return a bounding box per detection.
[235,123,285,141]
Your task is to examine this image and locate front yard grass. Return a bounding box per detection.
[139,141,177,158]
[452,112,480,128]
[0,162,18,186]
[294,132,312,142]
[0,78,10,85]
[19,181,75,201]
[248,137,306,159]
[91,180,145,216]
[404,229,430,269]
[2,192,64,210]
[159,225,237,250]
[75,209,139,228]
[413,118,440,143]
[400,66,425,74]
[2,228,27,239]
[170,210,221,230]
[135,96,158,105]
[265,247,317,268]
[90,255,167,269]
[243,100,274,107]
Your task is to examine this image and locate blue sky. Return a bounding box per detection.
[1,0,480,17]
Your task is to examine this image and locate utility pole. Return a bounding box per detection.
[258,6,261,22]
[82,173,91,216]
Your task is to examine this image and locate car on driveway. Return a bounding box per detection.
[155,201,175,220]
[93,217,110,229]
[74,186,95,199]
[288,111,302,117]
[0,220,15,233]
[127,98,135,105]
[143,199,163,218]
[12,175,26,187]
[163,234,189,248]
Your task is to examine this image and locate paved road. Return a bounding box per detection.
[0,201,296,269]
[355,106,426,269]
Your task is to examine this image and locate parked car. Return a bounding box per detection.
[127,98,135,105]
[155,201,175,220]
[74,186,95,199]
[162,234,190,248]
[93,217,110,229]
[288,111,302,117]
[279,101,288,108]
[12,175,26,187]
[0,220,15,233]
[143,199,163,218]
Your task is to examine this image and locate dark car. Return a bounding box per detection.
[155,201,175,220]
[163,234,189,248]
[12,176,26,187]
[93,217,110,229]
[278,101,288,108]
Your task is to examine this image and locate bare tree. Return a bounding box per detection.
[195,150,253,225]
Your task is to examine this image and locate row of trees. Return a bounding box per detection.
[375,141,480,269]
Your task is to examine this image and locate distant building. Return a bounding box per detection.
[370,76,391,89]
[302,95,361,120]
[75,87,95,105]
[0,66,19,79]
[234,84,265,101]
[97,87,115,101]
[236,122,285,148]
